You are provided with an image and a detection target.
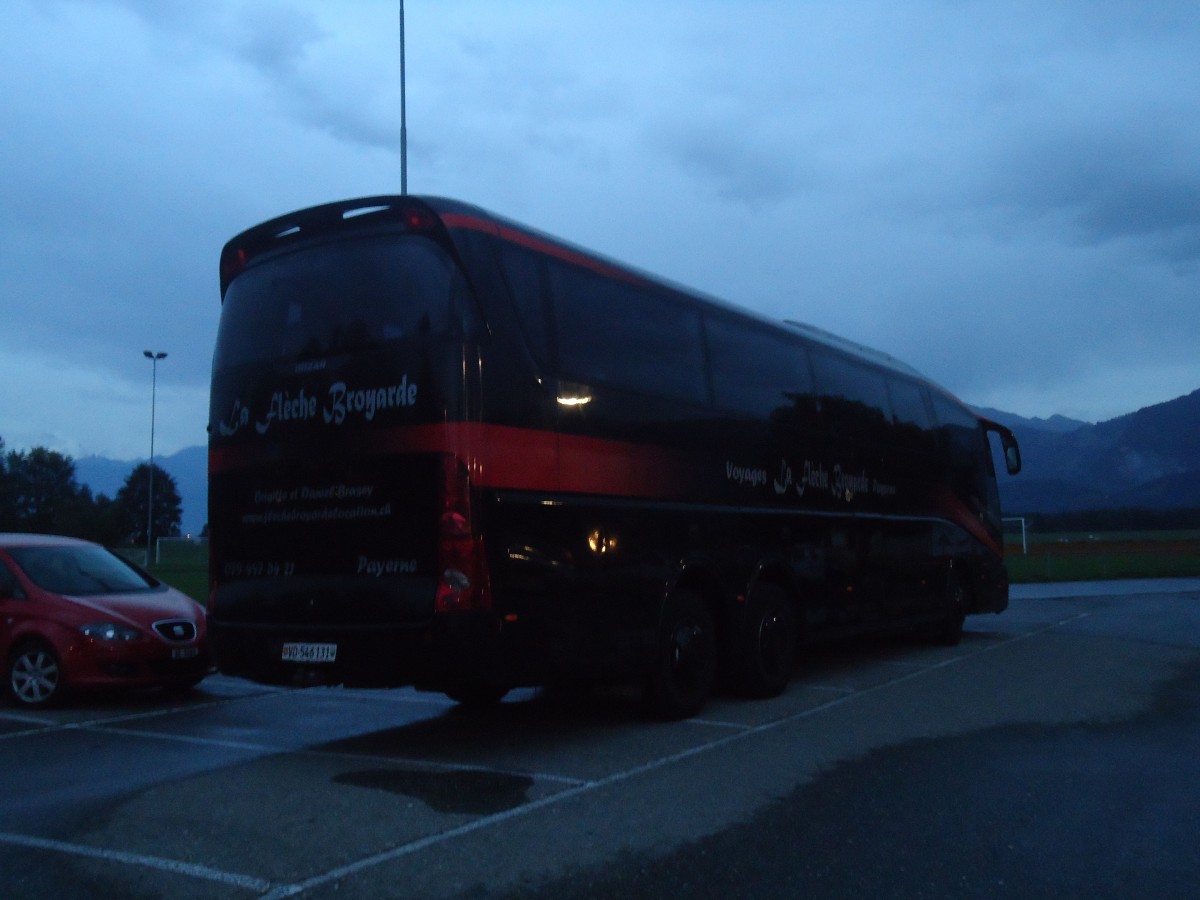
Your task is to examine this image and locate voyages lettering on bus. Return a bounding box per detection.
[725,461,768,488]
[760,457,902,502]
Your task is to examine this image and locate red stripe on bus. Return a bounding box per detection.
[934,487,1004,558]
[209,423,683,500]
[440,213,647,285]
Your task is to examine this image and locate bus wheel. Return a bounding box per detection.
[931,572,967,646]
[646,589,717,720]
[737,584,797,698]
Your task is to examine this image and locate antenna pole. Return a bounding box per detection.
[399,0,408,194]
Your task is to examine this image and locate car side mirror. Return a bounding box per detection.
[1004,443,1022,476]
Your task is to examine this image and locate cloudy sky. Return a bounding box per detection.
[3,0,1199,460]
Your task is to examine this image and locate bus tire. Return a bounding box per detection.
[646,589,717,720]
[931,571,967,646]
[737,583,797,698]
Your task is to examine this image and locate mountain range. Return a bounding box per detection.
[980,388,1200,514]
[74,389,1200,530]
[76,446,208,536]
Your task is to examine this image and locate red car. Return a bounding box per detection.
[0,534,212,707]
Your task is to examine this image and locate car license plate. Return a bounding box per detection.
[281,642,338,664]
[171,646,200,660]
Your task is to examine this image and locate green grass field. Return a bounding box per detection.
[119,541,210,603]
[127,530,1200,602]
[1005,530,1200,583]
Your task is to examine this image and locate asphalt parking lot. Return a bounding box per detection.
[3,580,1199,899]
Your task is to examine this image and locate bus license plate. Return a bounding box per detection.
[171,647,200,660]
[281,642,338,664]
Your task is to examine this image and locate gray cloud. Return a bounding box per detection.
[3,0,1200,457]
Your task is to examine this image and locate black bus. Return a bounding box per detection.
[208,195,1021,718]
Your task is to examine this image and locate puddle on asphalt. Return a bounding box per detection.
[332,767,535,815]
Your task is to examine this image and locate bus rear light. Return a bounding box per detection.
[443,568,471,592]
[436,567,472,611]
[436,455,492,613]
[435,541,491,612]
[440,510,471,538]
[219,247,248,286]
[402,207,438,231]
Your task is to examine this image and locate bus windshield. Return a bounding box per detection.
[214,234,464,370]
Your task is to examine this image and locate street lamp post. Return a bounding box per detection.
[399,0,407,194]
[143,350,167,565]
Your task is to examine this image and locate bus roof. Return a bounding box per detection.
[422,197,933,384]
[222,193,944,399]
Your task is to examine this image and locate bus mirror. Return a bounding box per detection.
[1004,443,1022,476]
[981,419,1021,475]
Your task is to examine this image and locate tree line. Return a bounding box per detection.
[0,435,182,547]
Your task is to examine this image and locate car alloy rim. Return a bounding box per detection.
[12,649,59,703]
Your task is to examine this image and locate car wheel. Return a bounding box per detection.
[8,640,63,707]
[646,589,717,720]
[737,584,797,698]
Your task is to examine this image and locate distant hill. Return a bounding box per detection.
[76,446,207,535]
[975,409,1090,436]
[983,389,1200,515]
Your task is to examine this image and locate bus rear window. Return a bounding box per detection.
[215,234,467,369]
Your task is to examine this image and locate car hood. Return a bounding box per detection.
[62,588,204,630]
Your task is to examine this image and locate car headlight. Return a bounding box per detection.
[80,623,143,641]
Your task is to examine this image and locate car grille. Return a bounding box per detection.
[154,619,198,642]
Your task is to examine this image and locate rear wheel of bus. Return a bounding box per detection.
[646,589,717,720]
[736,583,797,698]
[929,570,967,646]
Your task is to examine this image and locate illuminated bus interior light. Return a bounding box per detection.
[556,394,592,407]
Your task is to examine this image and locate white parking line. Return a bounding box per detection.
[0,687,297,743]
[805,684,859,695]
[77,723,592,788]
[2,616,1081,896]
[263,621,1073,898]
[685,716,753,730]
[80,724,284,755]
[0,831,272,893]
[0,710,58,726]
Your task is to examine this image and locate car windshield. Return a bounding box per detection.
[9,545,157,596]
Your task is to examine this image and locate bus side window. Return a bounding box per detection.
[706,315,816,424]
[931,394,995,523]
[887,377,936,451]
[496,244,552,367]
[810,351,893,442]
[548,262,708,404]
